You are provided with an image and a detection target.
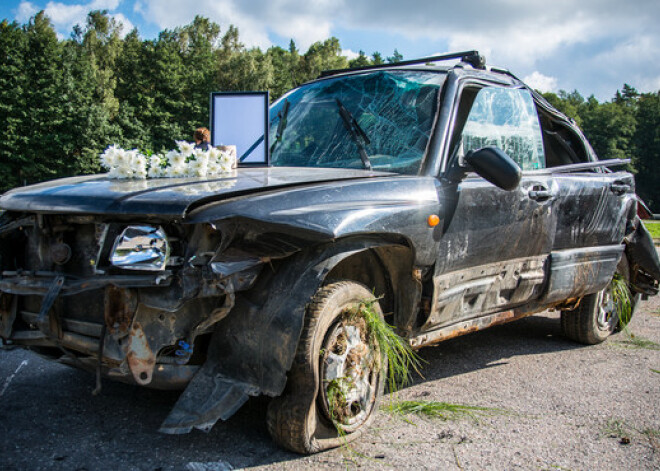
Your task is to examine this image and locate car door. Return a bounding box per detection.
[422,85,557,331]
[534,106,635,303]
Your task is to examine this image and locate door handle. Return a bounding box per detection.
[528,187,553,201]
[610,182,631,195]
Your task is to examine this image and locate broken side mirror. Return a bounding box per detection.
[463,147,521,191]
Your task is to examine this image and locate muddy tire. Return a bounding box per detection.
[561,281,621,345]
[266,281,386,454]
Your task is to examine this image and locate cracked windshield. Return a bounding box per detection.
[269,71,445,174]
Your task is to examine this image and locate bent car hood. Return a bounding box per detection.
[0,167,391,218]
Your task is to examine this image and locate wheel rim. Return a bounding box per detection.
[319,314,379,433]
[596,286,616,330]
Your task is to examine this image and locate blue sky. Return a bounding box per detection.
[2,0,659,101]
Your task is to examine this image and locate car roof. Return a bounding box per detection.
[317,50,520,84]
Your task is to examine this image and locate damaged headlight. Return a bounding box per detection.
[110,225,170,271]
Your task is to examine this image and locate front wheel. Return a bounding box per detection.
[267,281,386,454]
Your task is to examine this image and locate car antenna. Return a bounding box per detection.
[320,50,486,77]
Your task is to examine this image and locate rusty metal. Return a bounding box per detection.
[409,309,533,348]
[104,285,137,337]
[126,321,156,386]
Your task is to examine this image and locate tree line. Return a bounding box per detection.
[0,11,658,210]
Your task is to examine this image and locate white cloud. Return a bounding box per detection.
[341,48,360,60]
[14,0,660,97]
[134,0,338,49]
[131,0,660,96]
[16,0,125,35]
[523,71,558,93]
[15,1,39,22]
[112,12,135,37]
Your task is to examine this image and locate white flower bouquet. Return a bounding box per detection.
[100,141,237,179]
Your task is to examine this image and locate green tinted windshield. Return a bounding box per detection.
[269,71,445,174]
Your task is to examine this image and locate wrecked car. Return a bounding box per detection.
[1,51,659,454]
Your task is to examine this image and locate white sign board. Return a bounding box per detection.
[210,92,269,165]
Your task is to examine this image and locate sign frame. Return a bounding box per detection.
[210,91,270,166]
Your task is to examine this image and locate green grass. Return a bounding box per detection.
[611,274,633,328]
[643,220,660,239]
[614,331,660,350]
[602,419,633,442]
[382,400,497,421]
[355,300,423,393]
[651,369,660,374]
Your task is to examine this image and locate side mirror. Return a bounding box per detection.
[465,147,521,191]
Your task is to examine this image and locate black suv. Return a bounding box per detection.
[1,51,658,453]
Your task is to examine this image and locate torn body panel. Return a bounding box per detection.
[624,216,660,295]
[160,237,412,434]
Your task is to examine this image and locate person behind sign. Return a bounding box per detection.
[193,127,211,151]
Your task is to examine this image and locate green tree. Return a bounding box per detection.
[300,38,348,81]
[633,92,660,210]
[348,50,370,68]
[20,11,66,184]
[387,49,403,63]
[0,20,28,190]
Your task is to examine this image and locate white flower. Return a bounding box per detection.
[207,161,221,176]
[188,158,208,177]
[148,166,163,178]
[114,148,130,166]
[219,151,234,167]
[100,144,120,169]
[133,153,147,168]
[101,143,236,180]
[176,140,194,157]
[149,155,162,169]
[209,147,221,161]
[168,151,186,167]
[167,165,187,178]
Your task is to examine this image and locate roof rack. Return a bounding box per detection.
[320,50,486,78]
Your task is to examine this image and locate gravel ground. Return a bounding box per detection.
[1,280,658,470]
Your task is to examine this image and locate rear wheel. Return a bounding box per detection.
[561,285,618,345]
[266,281,386,454]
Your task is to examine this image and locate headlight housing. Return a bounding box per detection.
[110,225,170,271]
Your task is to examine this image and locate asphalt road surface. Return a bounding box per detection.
[1,281,658,470]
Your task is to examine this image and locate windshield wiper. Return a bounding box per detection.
[335,98,372,170]
[269,99,290,154]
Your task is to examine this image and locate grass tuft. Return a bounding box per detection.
[382,400,497,421]
[611,274,633,328]
[615,332,660,350]
[355,299,423,393]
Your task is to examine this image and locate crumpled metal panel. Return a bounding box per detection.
[160,238,400,434]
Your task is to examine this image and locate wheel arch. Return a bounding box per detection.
[159,234,420,434]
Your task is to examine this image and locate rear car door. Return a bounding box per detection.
[534,105,634,303]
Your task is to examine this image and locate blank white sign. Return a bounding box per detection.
[211,92,268,165]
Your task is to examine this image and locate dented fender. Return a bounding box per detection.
[160,237,411,434]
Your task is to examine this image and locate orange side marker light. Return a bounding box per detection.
[427,214,440,227]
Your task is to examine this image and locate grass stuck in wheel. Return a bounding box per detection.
[611,273,633,328]
[350,299,423,393]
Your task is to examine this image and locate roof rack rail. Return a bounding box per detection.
[320,50,486,78]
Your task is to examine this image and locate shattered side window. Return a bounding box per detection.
[269,71,445,174]
[460,87,545,171]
